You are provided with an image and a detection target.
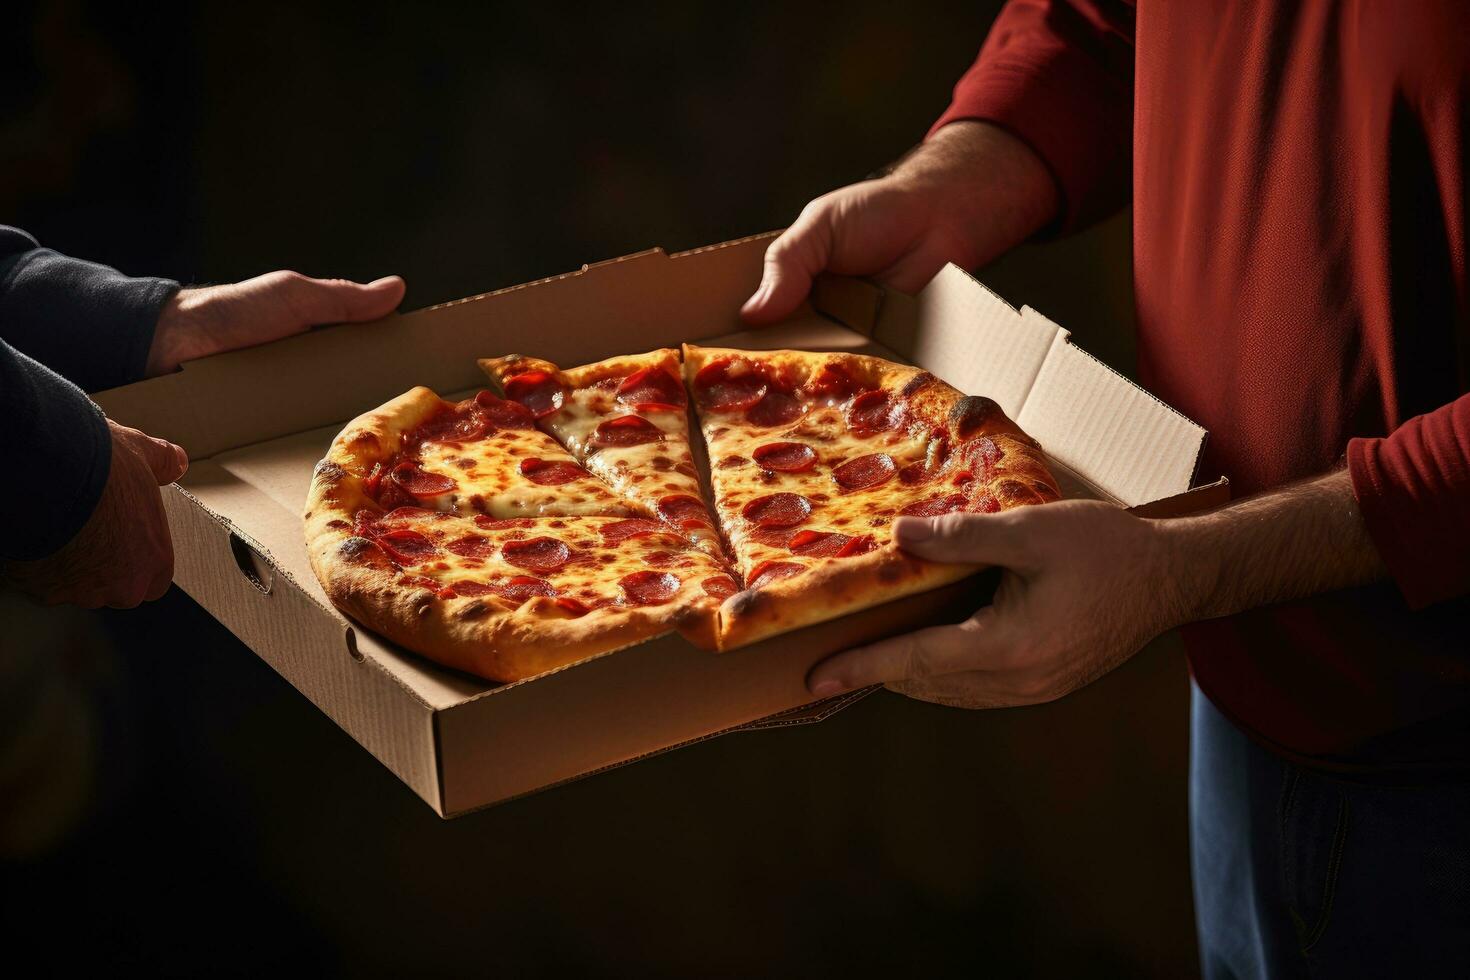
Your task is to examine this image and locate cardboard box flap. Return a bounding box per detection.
[1016,307,1206,507]
[874,265,1059,420]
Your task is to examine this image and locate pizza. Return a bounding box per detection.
[305,347,1059,682]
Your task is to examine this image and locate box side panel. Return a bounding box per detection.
[436,575,988,814]
[163,474,443,810]
[1017,309,1206,506]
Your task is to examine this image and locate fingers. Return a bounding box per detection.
[741,205,834,325]
[282,272,407,326]
[807,609,1005,696]
[891,513,1029,568]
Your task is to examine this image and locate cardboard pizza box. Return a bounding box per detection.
[93,233,1228,817]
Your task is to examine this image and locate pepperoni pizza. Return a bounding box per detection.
[305,346,1059,682]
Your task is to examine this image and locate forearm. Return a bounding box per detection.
[894,121,1061,268]
[1165,467,1388,624]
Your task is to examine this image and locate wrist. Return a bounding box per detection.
[1148,514,1223,630]
[146,288,214,376]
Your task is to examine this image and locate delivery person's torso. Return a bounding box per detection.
[1131,0,1470,772]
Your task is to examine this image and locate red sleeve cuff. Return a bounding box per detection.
[927,0,1135,233]
[1348,396,1470,609]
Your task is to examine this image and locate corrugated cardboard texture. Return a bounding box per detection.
[95,233,1220,815]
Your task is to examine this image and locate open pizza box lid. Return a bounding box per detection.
[94,233,1228,817]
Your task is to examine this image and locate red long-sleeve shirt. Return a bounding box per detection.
[934,0,1470,773]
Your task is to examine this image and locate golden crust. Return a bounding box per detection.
[715,542,976,650]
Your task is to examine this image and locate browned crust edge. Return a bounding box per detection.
[715,543,976,650]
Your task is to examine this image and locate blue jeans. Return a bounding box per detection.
[1190,682,1470,979]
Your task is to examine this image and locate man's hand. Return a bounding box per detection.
[0,421,187,608]
[145,270,406,376]
[741,120,1060,325]
[806,469,1390,708]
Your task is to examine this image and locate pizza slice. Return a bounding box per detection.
[479,348,724,559]
[342,386,636,520]
[683,344,1061,647]
[305,387,736,681]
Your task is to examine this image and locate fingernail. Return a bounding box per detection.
[367,276,401,289]
[893,516,932,543]
[808,677,843,698]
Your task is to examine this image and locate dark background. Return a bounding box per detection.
[0,1,1192,975]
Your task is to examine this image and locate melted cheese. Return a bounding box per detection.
[543,387,723,555]
[373,513,732,612]
[416,428,633,519]
[701,404,935,579]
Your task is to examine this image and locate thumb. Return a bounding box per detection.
[133,432,189,485]
[892,513,1026,567]
[283,273,406,326]
[741,209,833,326]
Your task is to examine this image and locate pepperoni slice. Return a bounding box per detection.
[747,560,805,590]
[501,536,570,572]
[956,436,1003,476]
[899,493,967,517]
[374,529,438,565]
[752,442,816,473]
[787,530,852,558]
[620,570,681,605]
[898,461,933,485]
[693,357,767,411]
[807,362,862,401]
[836,534,878,558]
[418,408,490,442]
[390,462,456,498]
[847,390,898,432]
[501,371,566,419]
[746,526,794,547]
[656,494,709,526]
[600,518,672,544]
[475,516,534,530]
[450,581,496,597]
[832,453,896,491]
[591,414,663,448]
[746,388,803,427]
[491,575,557,602]
[381,506,436,522]
[616,367,687,410]
[555,596,591,616]
[363,462,385,496]
[701,575,739,600]
[446,534,496,558]
[971,494,1001,514]
[473,391,538,429]
[519,457,585,486]
[742,492,812,528]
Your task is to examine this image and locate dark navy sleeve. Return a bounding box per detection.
[0,226,180,561]
[0,226,180,392]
